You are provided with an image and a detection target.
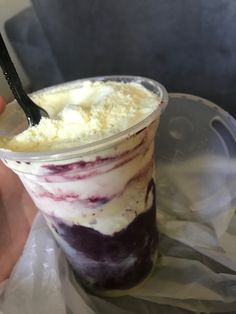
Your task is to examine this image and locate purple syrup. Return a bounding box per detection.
[88,196,109,205]
[40,191,80,202]
[42,138,146,175]
[50,179,158,291]
[38,189,111,205]
[43,156,114,174]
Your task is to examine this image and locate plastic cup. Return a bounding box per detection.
[0,76,168,295]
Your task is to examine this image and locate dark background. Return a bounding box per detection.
[5,0,236,117]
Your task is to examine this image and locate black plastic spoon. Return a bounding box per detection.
[0,33,49,126]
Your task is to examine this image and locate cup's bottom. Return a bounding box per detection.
[45,179,158,294]
[81,251,158,297]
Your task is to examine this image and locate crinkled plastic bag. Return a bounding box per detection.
[1,154,236,314]
[1,94,236,314]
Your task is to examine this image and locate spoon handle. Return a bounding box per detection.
[0,33,48,126]
[0,34,29,111]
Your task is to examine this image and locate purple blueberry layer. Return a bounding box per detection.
[50,179,158,291]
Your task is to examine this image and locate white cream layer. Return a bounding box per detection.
[0,81,161,152]
[20,140,155,235]
[1,81,159,235]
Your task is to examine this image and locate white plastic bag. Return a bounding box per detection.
[1,93,236,314]
[1,154,236,314]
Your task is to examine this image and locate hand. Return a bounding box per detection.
[0,96,37,282]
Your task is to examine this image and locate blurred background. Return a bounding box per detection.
[0,0,236,116]
[0,0,31,101]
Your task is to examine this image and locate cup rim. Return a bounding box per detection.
[0,75,168,162]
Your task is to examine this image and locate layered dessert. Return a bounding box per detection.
[0,78,166,294]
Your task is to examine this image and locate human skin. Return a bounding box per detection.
[0,96,37,282]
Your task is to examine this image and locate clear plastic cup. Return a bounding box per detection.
[0,76,168,296]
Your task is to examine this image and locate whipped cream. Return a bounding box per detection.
[0,81,161,152]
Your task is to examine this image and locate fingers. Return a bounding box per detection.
[0,96,6,114]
